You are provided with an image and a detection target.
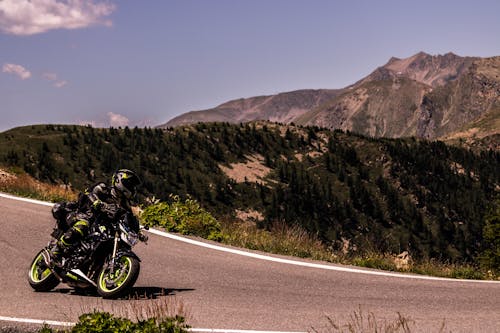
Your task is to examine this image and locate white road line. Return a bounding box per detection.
[1,192,499,284]
[147,228,500,283]
[0,192,54,207]
[0,316,306,333]
[0,316,74,327]
[189,329,307,333]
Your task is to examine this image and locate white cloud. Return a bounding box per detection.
[0,0,116,36]
[107,112,129,127]
[2,63,31,79]
[42,71,68,88]
[54,80,68,88]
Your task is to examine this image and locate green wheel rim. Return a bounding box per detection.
[30,253,52,282]
[99,257,133,292]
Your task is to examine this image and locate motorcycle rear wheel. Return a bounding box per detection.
[28,250,59,291]
[97,256,140,299]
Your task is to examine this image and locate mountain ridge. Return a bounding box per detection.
[160,52,499,142]
[165,89,342,127]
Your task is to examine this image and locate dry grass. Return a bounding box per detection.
[221,219,334,261]
[0,168,77,202]
[310,306,448,333]
[129,298,189,323]
[221,219,498,281]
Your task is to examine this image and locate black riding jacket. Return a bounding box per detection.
[78,182,132,223]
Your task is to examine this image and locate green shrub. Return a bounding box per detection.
[450,265,484,280]
[39,312,189,333]
[352,253,397,271]
[72,312,131,332]
[141,195,223,241]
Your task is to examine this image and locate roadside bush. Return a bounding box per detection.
[141,195,223,241]
[351,252,397,271]
[38,311,189,333]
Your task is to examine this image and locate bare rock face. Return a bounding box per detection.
[381,52,476,87]
[303,53,499,139]
[160,53,500,141]
[417,98,436,139]
[415,57,500,139]
[394,251,412,270]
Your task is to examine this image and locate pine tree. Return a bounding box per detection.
[480,199,500,272]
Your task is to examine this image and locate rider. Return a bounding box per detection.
[47,169,142,266]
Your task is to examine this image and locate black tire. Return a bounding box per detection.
[96,256,140,299]
[28,250,59,292]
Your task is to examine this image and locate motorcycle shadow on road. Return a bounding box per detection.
[52,286,195,300]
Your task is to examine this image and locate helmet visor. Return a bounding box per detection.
[121,175,141,197]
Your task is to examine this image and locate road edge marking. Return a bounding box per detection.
[0,316,74,327]
[0,192,54,207]
[1,192,499,284]
[147,228,500,283]
[189,329,307,333]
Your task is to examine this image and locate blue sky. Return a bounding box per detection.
[1,0,499,132]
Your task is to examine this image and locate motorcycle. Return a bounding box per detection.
[27,202,148,299]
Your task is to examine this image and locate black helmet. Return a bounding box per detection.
[111,169,142,199]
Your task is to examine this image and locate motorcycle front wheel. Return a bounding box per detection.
[97,255,140,299]
[28,250,59,291]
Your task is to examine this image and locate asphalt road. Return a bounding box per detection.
[1,194,499,332]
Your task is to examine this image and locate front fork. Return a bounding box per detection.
[109,231,120,273]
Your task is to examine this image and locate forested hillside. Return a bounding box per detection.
[1,123,498,263]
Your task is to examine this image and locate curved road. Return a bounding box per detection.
[1,194,499,332]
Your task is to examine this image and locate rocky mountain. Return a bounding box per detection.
[160,52,500,141]
[164,89,342,127]
[359,52,476,87]
[419,56,500,140]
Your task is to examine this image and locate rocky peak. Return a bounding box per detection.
[386,56,401,66]
[365,52,478,87]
